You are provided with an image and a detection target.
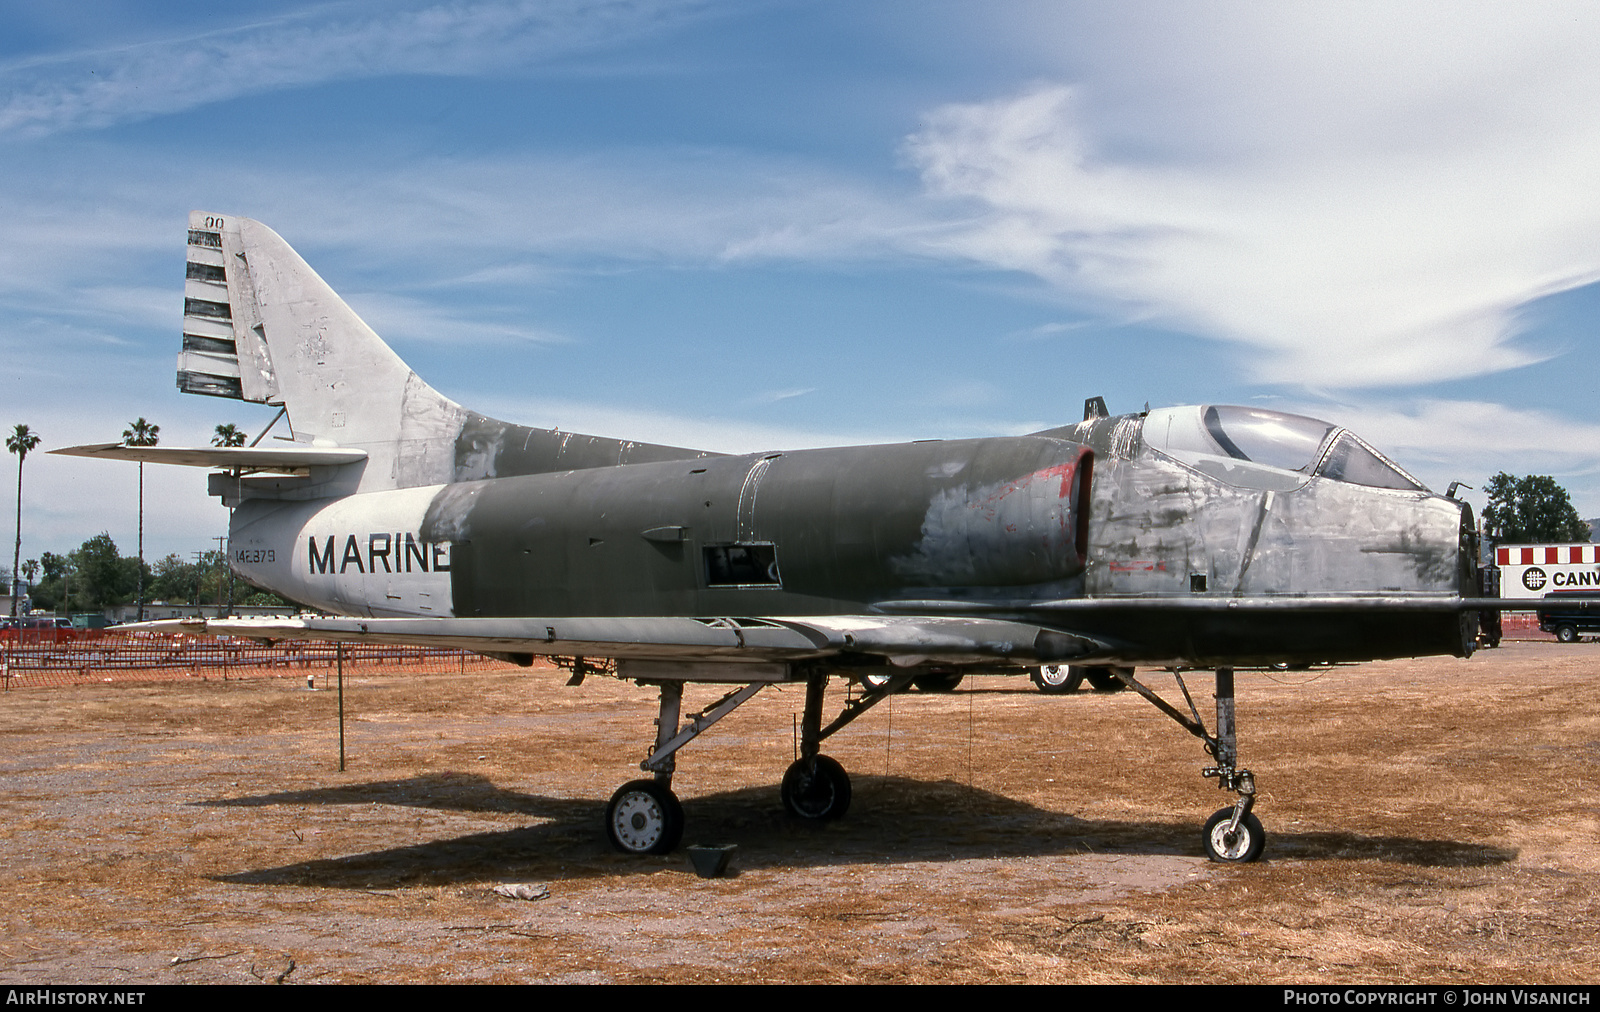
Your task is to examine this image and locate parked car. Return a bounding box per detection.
[1537,591,1600,643]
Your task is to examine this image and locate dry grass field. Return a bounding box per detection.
[0,641,1596,984]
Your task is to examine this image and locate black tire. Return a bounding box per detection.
[1203,806,1266,863]
[859,672,914,694]
[604,779,684,855]
[1084,665,1132,692]
[781,755,852,820]
[912,671,964,692]
[1556,625,1578,644]
[1030,664,1084,694]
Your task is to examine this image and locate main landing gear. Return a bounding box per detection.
[1031,664,1132,694]
[1109,665,1267,862]
[602,665,1266,863]
[604,671,909,854]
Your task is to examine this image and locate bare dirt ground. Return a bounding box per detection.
[0,641,1596,985]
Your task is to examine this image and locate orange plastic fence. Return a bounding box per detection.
[0,632,535,690]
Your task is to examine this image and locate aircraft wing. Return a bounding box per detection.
[869,594,1594,666]
[51,443,367,472]
[130,614,1104,672]
[132,595,1572,676]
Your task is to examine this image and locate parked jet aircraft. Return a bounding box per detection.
[57,212,1534,863]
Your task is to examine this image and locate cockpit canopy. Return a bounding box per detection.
[1142,405,1428,493]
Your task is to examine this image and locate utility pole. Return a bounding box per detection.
[212,536,226,617]
[191,551,205,612]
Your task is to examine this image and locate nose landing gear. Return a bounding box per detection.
[1110,665,1266,862]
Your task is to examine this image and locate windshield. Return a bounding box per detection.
[1316,431,1426,491]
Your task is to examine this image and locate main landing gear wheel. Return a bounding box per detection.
[1203,806,1266,863]
[1084,665,1132,692]
[605,779,684,855]
[911,671,964,693]
[781,755,852,820]
[1031,664,1085,694]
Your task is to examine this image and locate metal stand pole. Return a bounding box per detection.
[337,643,346,772]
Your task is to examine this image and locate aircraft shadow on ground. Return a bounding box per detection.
[204,772,1516,889]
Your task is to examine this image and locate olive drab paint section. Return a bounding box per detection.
[430,438,1093,618]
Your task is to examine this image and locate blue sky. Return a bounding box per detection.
[4,0,1600,565]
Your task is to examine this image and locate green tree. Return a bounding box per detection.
[7,423,40,616]
[1483,472,1590,544]
[122,418,159,620]
[210,423,247,615]
[28,552,70,613]
[148,553,196,604]
[70,533,141,611]
[25,535,142,614]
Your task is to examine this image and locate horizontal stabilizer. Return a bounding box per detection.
[51,443,367,472]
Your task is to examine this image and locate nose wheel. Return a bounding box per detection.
[1203,803,1265,863]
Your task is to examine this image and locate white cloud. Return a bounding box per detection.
[462,393,896,455]
[748,387,815,405]
[905,5,1600,388]
[0,0,712,138]
[341,291,571,348]
[1344,400,1600,468]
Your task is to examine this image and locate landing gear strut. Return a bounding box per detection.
[779,671,861,820]
[1111,665,1266,862]
[605,669,910,853]
[1199,667,1264,862]
[605,679,767,855]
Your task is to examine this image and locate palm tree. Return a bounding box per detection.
[211,423,246,616]
[19,558,38,610]
[7,424,40,617]
[122,418,159,621]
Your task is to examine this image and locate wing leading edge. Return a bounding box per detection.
[133,613,1105,675]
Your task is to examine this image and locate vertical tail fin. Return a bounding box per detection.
[180,212,712,495]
